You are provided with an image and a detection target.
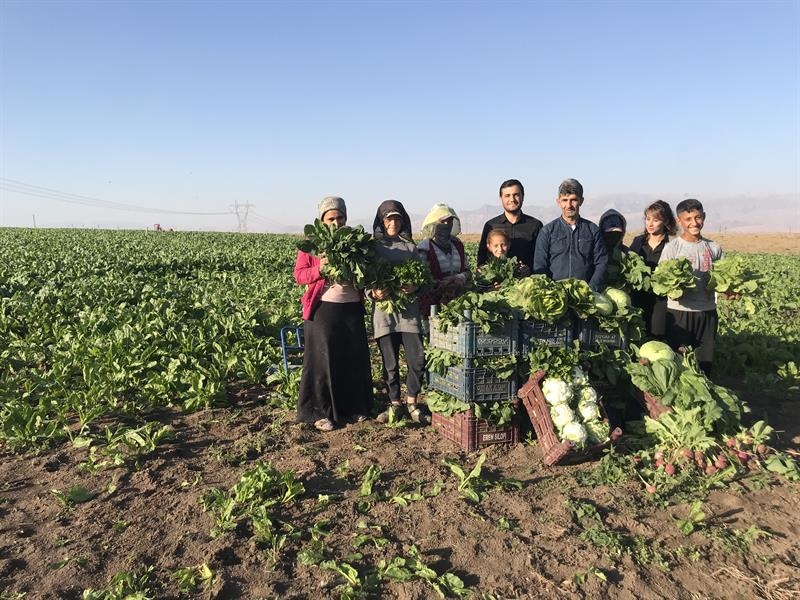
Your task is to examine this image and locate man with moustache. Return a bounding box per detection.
[533,178,608,291]
[476,179,542,275]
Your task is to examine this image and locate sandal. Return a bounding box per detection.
[376,402,405,424]
[314,418,335,432]
[406,403,431,425]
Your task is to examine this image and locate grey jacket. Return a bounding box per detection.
[371,236,423,338]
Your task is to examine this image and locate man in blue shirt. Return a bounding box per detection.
[533,178,608,291]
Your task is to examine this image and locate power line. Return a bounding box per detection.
[0,177,233,216]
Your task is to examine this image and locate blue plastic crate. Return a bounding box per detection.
[519,319,574,354]
[428,365,518,403]
[429,317,518,358]
[577,320,628,351]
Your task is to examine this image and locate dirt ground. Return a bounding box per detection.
[1,377,799,600]
[2,233,799,599]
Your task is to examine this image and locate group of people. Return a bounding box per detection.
[294,179,722,431]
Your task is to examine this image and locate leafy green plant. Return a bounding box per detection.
[443,453,488,503]
[51,485,96,507]
[170,563,214,593]
[200,461,305,538]
[81,566,154,600]
[674,500,707,535]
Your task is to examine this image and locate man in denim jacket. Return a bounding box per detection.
[533,178,608,291]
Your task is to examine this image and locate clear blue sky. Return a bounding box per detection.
[1,0,798,231]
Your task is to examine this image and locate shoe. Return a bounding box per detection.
[407,403,431,425]
[314,418,335,432]
[376,403,405,424]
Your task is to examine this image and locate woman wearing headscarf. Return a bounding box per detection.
[417,203,471,318]
[369,200,430,424]
[293,196,373,431]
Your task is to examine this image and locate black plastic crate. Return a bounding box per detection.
[577,319,628,351]
[519,319,574,354]
[428,365,518,403]
[429,317,518,358]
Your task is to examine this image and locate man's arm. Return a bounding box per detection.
[532,225,549,275]
[588,228,608,291]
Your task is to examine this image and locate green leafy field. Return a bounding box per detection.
[1,228,799,599]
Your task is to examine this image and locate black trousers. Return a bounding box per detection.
[377,331,425,401]
[666,308,718,376]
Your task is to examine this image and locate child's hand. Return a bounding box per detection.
[372,288,391,300]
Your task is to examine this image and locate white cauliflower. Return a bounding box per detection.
[579,386,598,404]
[550,403,576,431]
[562,421,588,446]
[571,366,589,388]
[585,419,611,444]
[578,399,601,422]
[542,377,573,406]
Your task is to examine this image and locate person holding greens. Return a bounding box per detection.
[293,196,373,431]
[629,200,678,339]
[368,200,430,425]
[416,203,471,319]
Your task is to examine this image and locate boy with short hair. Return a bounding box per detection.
[658,199,723,376]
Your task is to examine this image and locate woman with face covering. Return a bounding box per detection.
[369,200,430,425]
[416,204,471,319]
[293,196,374,431]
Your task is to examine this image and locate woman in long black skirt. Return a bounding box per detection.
[293,196,373,431]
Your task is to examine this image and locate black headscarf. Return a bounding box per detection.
[372,200,414,241]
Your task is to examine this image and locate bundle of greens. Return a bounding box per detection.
[708,255,761,297]
[593,287,645,339]
[425,390,470,417]
[296,220,376,287]
[560,279,597,320]
[473,256,519,291]
[433,290,514,333]
[651,258,696,299]
[503,275,568,323]
[619,251,652,292]
[606,249,652,292]
[626,341,748,436]
[425,347,462,377]
[372,258,433,314]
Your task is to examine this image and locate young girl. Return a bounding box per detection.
[629,200,678,339]
[475,229,527,290]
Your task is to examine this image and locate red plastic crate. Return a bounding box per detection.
[517,370,622,466]
[432,401,520,452]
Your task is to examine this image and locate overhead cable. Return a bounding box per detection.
[0,177,233,216]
